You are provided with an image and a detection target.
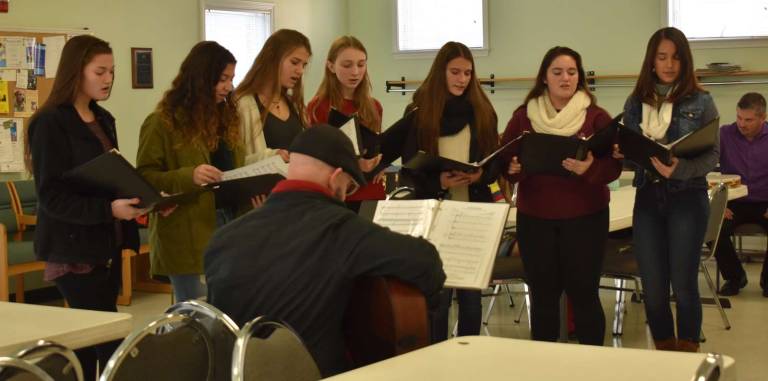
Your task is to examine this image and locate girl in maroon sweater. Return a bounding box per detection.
[500,46,621,345]
[307,36,385,207]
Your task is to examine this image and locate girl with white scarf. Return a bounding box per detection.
[500,47,622,345]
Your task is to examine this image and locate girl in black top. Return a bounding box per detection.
[380,41,499,341]
[27,35,145,379]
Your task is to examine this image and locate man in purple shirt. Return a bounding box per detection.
[716,92,768,297]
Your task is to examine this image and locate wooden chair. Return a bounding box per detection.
[4,180,140,305]
[0,181,43,302]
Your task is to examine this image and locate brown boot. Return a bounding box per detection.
[654,338,677,351]
[676,339,700,352]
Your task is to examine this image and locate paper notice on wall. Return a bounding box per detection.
[15,68,28,89]
[0,37,29,69]
[12,88,37,117]
[0,118,25,172]
[42,35,65,78]
[0,69,14,81]
[0,81,9,114]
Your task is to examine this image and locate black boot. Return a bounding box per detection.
[719,274,747,296]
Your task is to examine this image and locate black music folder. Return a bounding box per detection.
[205,173,284,204]
[328,108,380,159]
[518,114,620,177]
[618,117,719,174]
[403,138,517,174]
[63,149,205,210]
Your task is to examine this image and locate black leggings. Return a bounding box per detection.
[53,257,122,380]
[517,209,608,345]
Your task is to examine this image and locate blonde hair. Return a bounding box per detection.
[313,36,380,132]
[235,29,312,126]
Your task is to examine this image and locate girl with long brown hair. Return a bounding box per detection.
[614,27,719,352]
[380,41,499,341]
[27,35,144,379]
[136,41,243,303]
[307,35,385,207]
[235,29,312,164]
[500,46,621,345]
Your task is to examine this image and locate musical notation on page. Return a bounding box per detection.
[372,199,439,238]
[221,155,288,181]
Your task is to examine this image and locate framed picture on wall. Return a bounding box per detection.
[131,47,153,89]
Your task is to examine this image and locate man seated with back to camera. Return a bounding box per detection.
[204,124,446,377]
[715,92,768,297]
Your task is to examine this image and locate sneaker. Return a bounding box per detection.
[718,275,747,296]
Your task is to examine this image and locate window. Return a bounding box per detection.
[203,1,274,86]
[668,0,768,40]
[395,0,488,55]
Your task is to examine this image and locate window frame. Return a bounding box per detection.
[663,0,768,48]
[199,0,275,41]
[392,0,489,59]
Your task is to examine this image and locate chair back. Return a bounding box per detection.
[232,317,320,381]
[100,314,214,381]
[703,184,729,253]
[16,341,82,381]
[9,181,37,217]
[694,353,724,381]
[0,357,54,381]
[165,300,238,381]
[0,183,19,235]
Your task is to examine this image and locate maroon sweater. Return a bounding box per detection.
[500,105,621,220]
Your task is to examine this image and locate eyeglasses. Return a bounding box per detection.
[344,173,360,196]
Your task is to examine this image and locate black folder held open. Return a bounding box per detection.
[618,116,719,174]
[518,114,621,177]
[62,149,205,210]
[328,108,381,159]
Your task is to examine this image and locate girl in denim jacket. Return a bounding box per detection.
[614,27,718,352]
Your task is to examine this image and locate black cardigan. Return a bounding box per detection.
[379,109,500,202]
[29,102,138,264]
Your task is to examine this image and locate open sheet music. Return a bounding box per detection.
[372,199,509,290]
[221,155,288,181]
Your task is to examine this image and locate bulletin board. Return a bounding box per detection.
[0,29,77,173]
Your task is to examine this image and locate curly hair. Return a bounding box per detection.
[157,41,239,150]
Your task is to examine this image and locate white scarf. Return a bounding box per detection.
[640,90,674,140]
[527,90,591,136]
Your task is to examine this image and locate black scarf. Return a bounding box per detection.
[440,95,474,136]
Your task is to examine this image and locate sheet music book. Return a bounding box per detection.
[371,199,510,290]
[328,108,380,159]
[207,155,288,201]
[403,138,518,174]
[518,115,620,177]
[618,117,719,174]
[62,149,204,210]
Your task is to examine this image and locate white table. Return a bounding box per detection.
[0,301,132,355]
[506,184,749,232]
[327,336,737,381]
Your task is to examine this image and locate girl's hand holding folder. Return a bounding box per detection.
[650,156,679,179]
[508,156,522,175]
[612,144,625,160]
[562,151,594,175]
[112,198,151,220]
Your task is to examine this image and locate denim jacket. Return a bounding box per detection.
[622,91,719,192]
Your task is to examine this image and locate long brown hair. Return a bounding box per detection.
[26,35,113,170]
[408,42,497,156]
[313,36,380,132]
[523,46,596,106]
[157,41,239,150]
[235,29,312,126]
[632,27,703,105]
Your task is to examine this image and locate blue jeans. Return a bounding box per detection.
[169,274,207,303]
[633,183,709,342]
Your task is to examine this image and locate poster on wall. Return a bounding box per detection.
[0,80,9,114]
[12,88,37,117]
[0,118,24,172]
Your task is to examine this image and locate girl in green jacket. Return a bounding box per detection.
[136,41,244,302]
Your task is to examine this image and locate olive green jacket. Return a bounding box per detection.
[136,111,245,276]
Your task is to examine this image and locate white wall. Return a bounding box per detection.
[350,0,768,130]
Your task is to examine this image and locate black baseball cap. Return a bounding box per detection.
[289,124,367,186]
